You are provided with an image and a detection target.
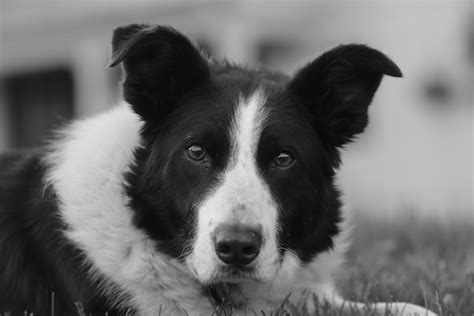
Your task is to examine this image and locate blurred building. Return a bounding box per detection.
[0,1,472,221]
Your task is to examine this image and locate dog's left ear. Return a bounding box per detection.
[108,24,210,122]
[289,44,402,149]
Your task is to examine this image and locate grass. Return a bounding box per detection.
[344,214,473,316]
[272,213,474,316]
[2,213,473,315]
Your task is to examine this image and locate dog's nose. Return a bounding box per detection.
[213,225,262,266]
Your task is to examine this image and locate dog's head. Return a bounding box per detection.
[110,25,401,286]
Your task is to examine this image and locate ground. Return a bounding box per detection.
[275,213,474,316]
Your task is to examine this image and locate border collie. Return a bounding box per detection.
[0,24,436,315]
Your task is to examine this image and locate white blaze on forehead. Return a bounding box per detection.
[230,89,269,167]
[190,89,281,283]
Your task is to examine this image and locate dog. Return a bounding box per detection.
[0,24,436,315]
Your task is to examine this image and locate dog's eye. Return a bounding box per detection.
[187,144,207,161]
[274,151,295,168]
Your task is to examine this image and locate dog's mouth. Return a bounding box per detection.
[201,266,260,308]
[203,282,247,308]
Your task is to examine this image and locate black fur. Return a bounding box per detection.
[289,44,402,155]
[109,24,210,123]
[0,151,119,315]
[256,88,343,262]
[0,24,401,313]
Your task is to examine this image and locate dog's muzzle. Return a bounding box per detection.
[213,224,262,266]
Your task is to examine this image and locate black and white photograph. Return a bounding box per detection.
[0,1,472,315]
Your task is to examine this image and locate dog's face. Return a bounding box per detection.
[110,25,401,286]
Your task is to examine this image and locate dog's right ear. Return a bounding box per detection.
[108,24,210,122]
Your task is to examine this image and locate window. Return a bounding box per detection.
[2,68,74,148]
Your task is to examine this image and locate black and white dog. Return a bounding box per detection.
[0,25,435,315]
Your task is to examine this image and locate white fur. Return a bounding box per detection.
[45,103,214,314]
[188,89,286,284]
[45,101,436,316]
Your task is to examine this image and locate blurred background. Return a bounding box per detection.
[0,0,472,222]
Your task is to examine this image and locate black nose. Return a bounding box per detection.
[213,225,262,266]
